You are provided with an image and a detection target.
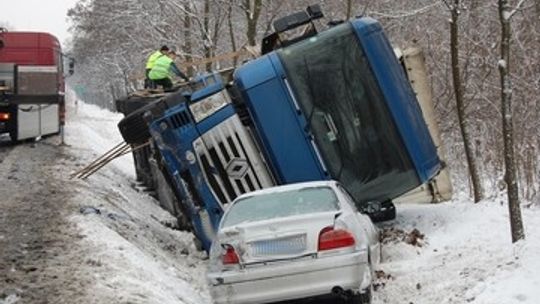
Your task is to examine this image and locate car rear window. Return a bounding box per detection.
[221,186,339,227]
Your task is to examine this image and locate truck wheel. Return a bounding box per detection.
[177,213,192,232]
[115,96,159,115]
[9,131,18,143]
[117,100,165,145]
[118,109,152,145]
[117,91,187,145]
[193,237,204,252]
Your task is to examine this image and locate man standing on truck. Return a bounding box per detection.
[148,50,189,90]
[144,45,169,88]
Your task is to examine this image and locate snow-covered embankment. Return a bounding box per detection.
[64,96,211,304]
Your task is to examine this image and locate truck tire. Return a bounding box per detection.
[9,130,18,143]
[115,96,159,116]
[133,145,155,189]
[117,91,187,145]
[118,108,152,145]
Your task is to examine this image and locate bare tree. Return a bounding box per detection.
[444,0,485,202]
[183,1,194,76]
[498,0,525,242]
[243,0,263,46]
[346,0,353,19]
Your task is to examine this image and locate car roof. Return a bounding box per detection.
[234,180,338,201]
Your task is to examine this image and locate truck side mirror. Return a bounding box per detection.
[68,58,75,75]
[307,4,323,19]
[364,201,382,214]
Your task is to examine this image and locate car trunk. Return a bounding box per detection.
[218,211,341,265]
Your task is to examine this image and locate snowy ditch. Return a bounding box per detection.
[21,94,538,304]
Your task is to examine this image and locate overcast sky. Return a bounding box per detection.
[1,0,79,47]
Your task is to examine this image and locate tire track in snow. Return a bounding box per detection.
[0,140,91,303]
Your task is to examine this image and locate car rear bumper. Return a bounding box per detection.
[207,250,370,304]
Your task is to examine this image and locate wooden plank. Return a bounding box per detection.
[178,49,251,69]
[129,91,166,98]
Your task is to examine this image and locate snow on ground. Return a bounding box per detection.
[59,91,211,303]
[66,99,135,178]
[376,198,540,304]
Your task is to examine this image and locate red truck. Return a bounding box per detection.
[0,29,68,141]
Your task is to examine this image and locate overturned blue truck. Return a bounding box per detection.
[117,7,447,252]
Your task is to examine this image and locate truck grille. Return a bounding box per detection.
[193,115,274,205]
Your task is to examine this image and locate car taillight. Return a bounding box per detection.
[318,226,356,251]
[222,244,240,265]
[0,112,10,121]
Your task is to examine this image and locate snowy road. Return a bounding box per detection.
[0,100,211,304]
[0,138,15,165]
[0,139,91,303]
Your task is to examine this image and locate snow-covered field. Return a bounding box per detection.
[376,201,539,304]
[1,92,539,304]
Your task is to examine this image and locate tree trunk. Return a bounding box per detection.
[346,0,353,19]
[203,0,213,72]
[449,0,484,203]
[183,2,194,76]
[498,0,525,243]
[245,0,263,46]
[228,3,238,67]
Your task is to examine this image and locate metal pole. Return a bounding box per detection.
[60,124,65,145]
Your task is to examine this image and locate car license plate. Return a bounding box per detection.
[249,234,306,256]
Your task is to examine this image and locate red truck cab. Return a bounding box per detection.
[0,29,65,141]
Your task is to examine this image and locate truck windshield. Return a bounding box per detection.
[278,24,419,205]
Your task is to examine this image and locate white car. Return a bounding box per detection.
[207,180,381,304]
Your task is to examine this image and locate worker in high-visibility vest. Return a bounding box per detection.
[149,50,189,90]
[144,45,169,88]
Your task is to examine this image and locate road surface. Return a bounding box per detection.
[0,137,91,303]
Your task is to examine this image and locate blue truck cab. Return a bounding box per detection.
[149,15,440,251]
[235,17,440,208]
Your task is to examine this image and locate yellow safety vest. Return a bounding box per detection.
[149,55,173,80]
[145,50,164,70]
